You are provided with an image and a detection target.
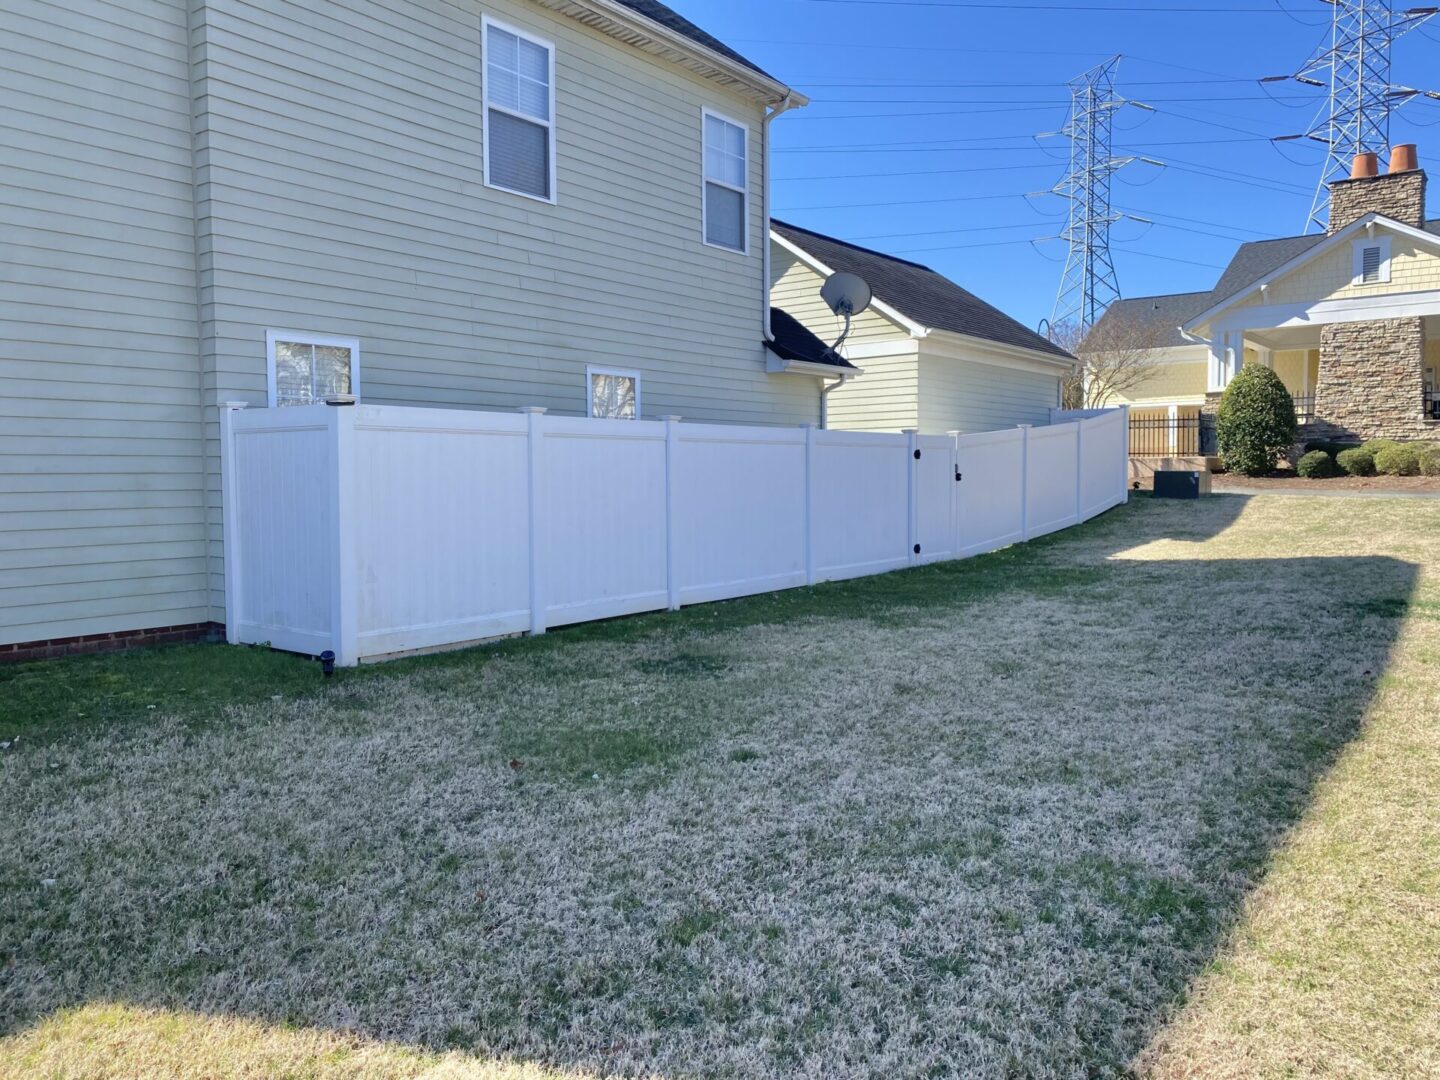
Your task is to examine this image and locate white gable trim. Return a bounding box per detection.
[925,329,1076,374]
[769,231,931,339]
[1185,213,1440,332]
[1209,287,1440,334]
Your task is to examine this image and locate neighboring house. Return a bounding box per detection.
[770,221,1076,434]
[1091,145,1440,446]
[2,0,841,655]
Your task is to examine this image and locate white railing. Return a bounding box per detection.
[221,403,1130,665]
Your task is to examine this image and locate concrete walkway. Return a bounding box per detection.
[1212,487,1440,500]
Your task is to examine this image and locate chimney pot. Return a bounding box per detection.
[1389,144,1419,174]
[1351,151,1380,179]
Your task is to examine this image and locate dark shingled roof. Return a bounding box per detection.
[1085,291,1214,350]
[772,220,1074,361]
[1086,217,1440,348]
[612,1,773,79]
[768,308,857,370]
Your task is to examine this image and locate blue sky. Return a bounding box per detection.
[670,0,1440,330]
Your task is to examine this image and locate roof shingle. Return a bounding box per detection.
[772,220,1074,361]
[767,308,857,370]
[611,0,773,79]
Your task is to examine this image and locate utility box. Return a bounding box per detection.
[1153,470,1210,499]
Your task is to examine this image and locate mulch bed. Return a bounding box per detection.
[1209,472,1440,493]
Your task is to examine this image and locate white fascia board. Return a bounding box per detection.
[539,0,806,106]
[769,231,931,339]
[1185,213,1440,332]
[840,339,921,361]
[922,330,1077,376]
[1210,287,1440,334]
[765,349,863,378]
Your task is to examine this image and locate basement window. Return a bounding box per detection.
[588,366,639,420]
[1353,236,1392,285]
[267,331,360,407]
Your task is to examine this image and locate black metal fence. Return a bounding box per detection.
[1427,392,1440,421]
[1129,415,1203,457]
[1294,396,1316,424]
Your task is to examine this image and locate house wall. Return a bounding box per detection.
[2,0,817,648]
[0,0,210,646]
[917,346,1063,435]
[1105,349,1209,407]
[825,352,920,432]
[1234,237,1440,309]
[769,243,912,348]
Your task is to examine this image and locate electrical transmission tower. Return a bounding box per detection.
[1266,1,1439,231]
[1046,56,1156,335]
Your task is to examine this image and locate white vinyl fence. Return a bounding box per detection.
[221,403,1129,665]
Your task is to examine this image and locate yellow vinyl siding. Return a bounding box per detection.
[1236,236,1440,308]
[769,244,911,348]
[1107,357,1208,406]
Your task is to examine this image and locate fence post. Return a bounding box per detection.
[804,424,817,586]
[1074,416,1084,524]
[521,406,548,636]
[330,403,360,666]
[903,429,920,565]
[1121,405,1131,504]
[1018,424,1032,541]
[663,416,682,611]
[218,401,248,646]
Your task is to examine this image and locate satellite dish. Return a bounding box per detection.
[821,272,872,318]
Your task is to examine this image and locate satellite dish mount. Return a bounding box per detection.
[820,272,873,356]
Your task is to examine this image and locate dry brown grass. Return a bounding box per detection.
[2,494,1437,1078]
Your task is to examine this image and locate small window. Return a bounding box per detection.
[1353,237,1391,285]
[702,110,748,252]
[588,366,639,420]
[483,18,555,203]
[266,331,360,407]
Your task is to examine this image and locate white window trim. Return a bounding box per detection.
[265,329,361,407]
[701,107,749,255]
[481,14,558,206]
[1352,235,1392,285]
[586,365,641,420]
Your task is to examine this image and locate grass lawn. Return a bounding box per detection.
[2,494,1437,1078]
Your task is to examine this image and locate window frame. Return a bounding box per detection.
[586,365,641,420]
[265,329,362,408]
[700,107,749,255]
[1352,235,1392,286]
[481,14,558,206]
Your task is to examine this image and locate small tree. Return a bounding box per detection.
[1216,365,1297,476]
[1059,312,1169,409]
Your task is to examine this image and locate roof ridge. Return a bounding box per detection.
[771,219,938,273]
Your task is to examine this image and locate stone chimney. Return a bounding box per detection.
[1327,144,1427,234]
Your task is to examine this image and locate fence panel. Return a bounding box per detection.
[224,406,335,655]
[954,427,1026,558]
[671,423,807,605]
[352,407,531,657]
[811,430,910,581]
[540,416,670,627]
[1025,422,1081,539]
[223,405,1130,664]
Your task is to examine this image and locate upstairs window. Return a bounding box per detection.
[267,331,360,407]
[1352,236,1392,285]
[703,110,748,252]
[484,18,555,202]
[588,367,639,420]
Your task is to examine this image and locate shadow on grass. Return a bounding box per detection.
[0,493,1426,1076]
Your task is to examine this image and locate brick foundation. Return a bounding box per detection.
[0,622,224,663]
[1313,317,1433,440]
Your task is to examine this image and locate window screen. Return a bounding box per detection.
[703,113,747,251]
[486,23,553,200]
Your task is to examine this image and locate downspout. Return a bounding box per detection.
[762,92,799,342]
[819,372,849,430]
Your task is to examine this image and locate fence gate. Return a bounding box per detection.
[915,435,960,564]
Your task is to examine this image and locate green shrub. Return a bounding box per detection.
[1360,438,1401,458]
[1419,445,1440,477]
[1374,443,1421,476]
[1216,366,1298,476]
[1336,447,1376,476]
[1296,450,1339,478]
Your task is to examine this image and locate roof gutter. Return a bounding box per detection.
[819,370,852,430]
[763,92,801,343]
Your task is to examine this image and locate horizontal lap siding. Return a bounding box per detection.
[825,355,919,433]
[769,245,908,348]
[0,0,205,645]
[198,0,819,615]
[918,352,1062,435]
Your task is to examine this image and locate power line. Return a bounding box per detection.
[1263,0,1440,230]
